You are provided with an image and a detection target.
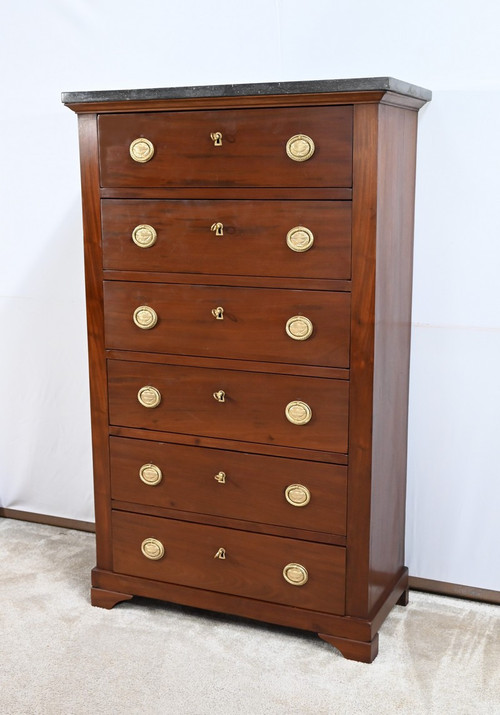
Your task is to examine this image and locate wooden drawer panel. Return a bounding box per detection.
[107,360,349,453]
[101,199,352,280]
[110,437,347,535]
[98,106,352,188]
[112,511,346,613]
[103,282,350,368]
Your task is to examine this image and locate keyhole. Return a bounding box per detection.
[210,132,223,147]
[211,222,224,236]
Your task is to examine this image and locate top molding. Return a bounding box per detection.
[61,77,431,105]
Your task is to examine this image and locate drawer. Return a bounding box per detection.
[98,106,353,188]
[107,360,349,453]
[110,437,347,535]
[101,199,352,280]
[112,511,346,613]
[104,282,350,369]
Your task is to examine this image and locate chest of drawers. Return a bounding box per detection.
[63,77,431,662]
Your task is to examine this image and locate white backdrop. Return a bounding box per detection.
[1,0,499,591]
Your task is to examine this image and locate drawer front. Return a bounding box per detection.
[104,282,350,369]
[112,511,346,613]
[110,437,347,535]
[101,199,352,280]
[98,106,353,188]
[107,360,349,453]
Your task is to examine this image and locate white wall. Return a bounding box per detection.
[1,0,499,591]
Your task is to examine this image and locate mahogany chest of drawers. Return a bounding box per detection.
[63,77,431,662]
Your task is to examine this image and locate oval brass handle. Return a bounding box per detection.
[133,305,158,330]
[130,137,155,163]
[214,547,226,559]
[211,306,224,320]
[285,400,312,425]
[286,134,315,162]
[283,563,308,586]
[210,222,224,236]
[285,484,311,507]
[286,315,313,341]
[286,226,314,253]
[210,131,223,146]
[214,471,226,483]
[139,463,163,486]
[132,224,157,248]
[141,538,165,560]
[138,385,162,408]
[213,390,226,403]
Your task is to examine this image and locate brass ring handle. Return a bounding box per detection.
[283,563,308,586]
[285,400,312,425]
[141,538,165,560]
[130,137,155,163]
[213,390,226,403]
[286,226,314,253]
[214,471,226,483]
[211,222,224,236]
[211,306,224,320]
[133,305,158,330]
[210,132,223,146]
[138,385,162,408]
[285,484,311,507]
[132,224,157,248]
[286,134,315,162]
[139,463,163,486]
[286,316,313,341]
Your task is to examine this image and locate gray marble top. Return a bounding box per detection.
[61,77,431,104]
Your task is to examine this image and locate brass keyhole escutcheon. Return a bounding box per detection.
[286,316,313,341]
[213,390,226,403]
[132,224,157,248]
[211,222,224,236]
[286,226,314,253]
[286,134,315,162]
[130,137,155,163]
[285,484,311,507]
[214,547,226,559]
[285,400,312,425]
[210,132,223,146]
[139,463,163,486]
[133,305,158,330]
[141,538,165,561]
[137,385,162,408]
[283,563,308,586]
[214,471,226,484]
[211,306,224,320]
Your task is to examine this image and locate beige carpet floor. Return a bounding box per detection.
[1,518,499,714]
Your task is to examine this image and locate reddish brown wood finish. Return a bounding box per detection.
[109,436,347,535]
[111,511,346,614]
[91,587,133,609]
[101,199,351,279]
[318,632,379,663]
[107,359,349,453]
[98,106,352,189]
[100,187,352,200]
[103,282,350,368]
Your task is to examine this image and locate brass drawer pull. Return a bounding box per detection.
[139,463,163,486]
[286,315,313,341]
[286,226,314,252]
[141,538,165,560]
[130,137,155,163]
[137,385,162,408]
[286,134,315,162]
[283,563,308,586]
[132,224,157,248]
[285,484,311,507]
[133,305,158,330]
[211,306,224,320]
[285,400,312,425]
[210,131,223,146]
[210,222,224,236]
[214,471,226,484]
[214,547,226,559]
[213,390,226,403]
